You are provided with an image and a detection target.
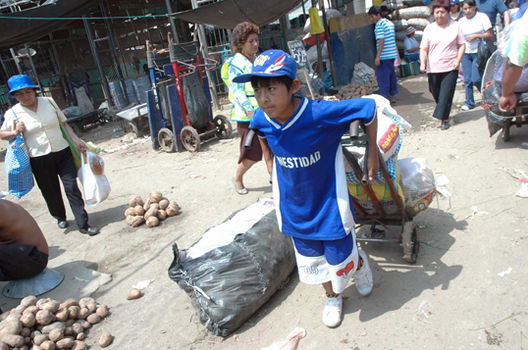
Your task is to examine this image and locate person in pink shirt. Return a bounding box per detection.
[420,0,466,130]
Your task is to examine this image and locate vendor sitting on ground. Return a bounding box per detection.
[0,199,49,281]
[404,26,420,63]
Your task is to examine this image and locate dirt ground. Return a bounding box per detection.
[1,75,528,349]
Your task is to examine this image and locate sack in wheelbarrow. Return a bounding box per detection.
[168,199,296,337]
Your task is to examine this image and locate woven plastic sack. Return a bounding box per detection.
[4,135,34,199]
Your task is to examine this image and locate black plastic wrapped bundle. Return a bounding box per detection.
[182,71,210,130]
[481,51,528,136]
[168,206,295,337]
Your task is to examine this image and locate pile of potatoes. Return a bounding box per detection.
[124,191,180,228]
[0,296,111,349]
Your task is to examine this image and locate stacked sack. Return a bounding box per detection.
[389,0,433,54]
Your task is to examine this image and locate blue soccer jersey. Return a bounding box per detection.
[250,96,376,240]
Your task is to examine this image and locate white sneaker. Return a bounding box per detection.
[322,295,343,328]
[461,105,470,111]
[353,250,373,296]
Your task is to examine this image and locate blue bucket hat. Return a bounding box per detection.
[232,50,297,83]
[8,74,39,94]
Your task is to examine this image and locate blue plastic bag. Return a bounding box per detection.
[4,134,34,198]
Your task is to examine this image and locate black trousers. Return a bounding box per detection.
[0,244,48,281]
[427,70,458,121]
[30,147,89,229]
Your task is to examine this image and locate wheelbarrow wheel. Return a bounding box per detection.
[213,115,232,139]
[180,126,201,152]
[158,128,176,153]
[401,221,418,264]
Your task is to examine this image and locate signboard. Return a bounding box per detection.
[287,40,308,68]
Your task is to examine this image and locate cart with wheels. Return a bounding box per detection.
[65,108,111,135]
[145,40,232,153]
[342,120,432,264]
[481,51,528,142]
[115,103,150,137]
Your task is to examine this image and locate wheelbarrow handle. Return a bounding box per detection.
[244,129,256,149]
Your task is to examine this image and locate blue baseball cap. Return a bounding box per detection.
[232,50,297,83]
[8,74,39,94]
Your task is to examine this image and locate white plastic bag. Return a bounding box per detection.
[398,158,436,214]
[78,151,110,206]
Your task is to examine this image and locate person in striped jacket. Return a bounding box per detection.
[369,6,399,101]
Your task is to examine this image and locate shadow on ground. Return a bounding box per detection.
[343,208,466,321]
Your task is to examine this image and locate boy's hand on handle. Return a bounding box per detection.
[367,152,379,182]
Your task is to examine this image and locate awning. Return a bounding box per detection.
[0,0,98,49]
[171,0,302,29]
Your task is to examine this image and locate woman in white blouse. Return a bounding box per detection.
[459,0,493,110]
[0,75,99,236]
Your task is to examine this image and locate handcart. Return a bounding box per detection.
[343,121,419,263]
[65,108,111,135]
[146,39,232,152]
[115,103,150,137]
[482,50,528,142]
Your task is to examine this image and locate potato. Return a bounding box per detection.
[0,334,24,347]
[158,198,169,210]
[134,205,145,216]
[72,340,87,350]
[58,300,78,310]
[64,320,75,327]
[33,334,48,346]
[23,306,38,315]
[54,309,68,323]
[75,333,85,341]
[124,207,136,217]
[40,301,60,314]
[77,308,89,321]
[134,196,144,207]
[98,332,113,348]
[2,319,23,334]
[35,310,54,326]
[150,191,163,203]
[95,305,109,318]
[79,297,96,307]
[146,216,159,227]
[40,340,55,350]
[149,202,160,211]
[126,288,142,300]
[55,337,74,349]
[143,198,151,211]
[20,312,36,328]
[20,327,31,337]
[166,206,179,217]
[126,215,144,227]
[86,314,101,325]
[144,207,157,220]
[79,321,91,330]
[41,322,65,335]
[67,306,80,320]
[20,296,38,308]
[64,327,73,336]
[48,329,63,342]
[157,209,167,220]
[85,303,96,314]
[128,196,138,208]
